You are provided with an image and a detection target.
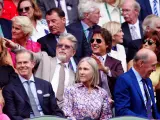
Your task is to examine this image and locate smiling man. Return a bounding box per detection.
[114,48,160,119]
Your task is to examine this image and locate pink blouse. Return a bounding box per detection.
[63,83,113,120]
[8,40,41,66]
[0,114,10,120]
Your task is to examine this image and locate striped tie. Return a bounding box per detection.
[153,0,158,16]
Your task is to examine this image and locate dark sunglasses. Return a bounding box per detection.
[143,39,155,46]
[56,44,73,49]
[90,38,102,44]
[18,6,32,13]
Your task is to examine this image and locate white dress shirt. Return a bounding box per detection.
[149,0,160,16]
[19,75,44,118]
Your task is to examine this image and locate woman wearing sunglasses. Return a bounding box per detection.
[103,21,126,72]
[17,0,49,42]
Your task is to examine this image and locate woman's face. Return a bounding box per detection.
[78,61,94,85]
[142,38,157,52]
[113,29,124,44]
[12,23,26,41]
[19,1,34,19]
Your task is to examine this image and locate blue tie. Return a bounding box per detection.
[153,0,158,16]
[141,79,153,119]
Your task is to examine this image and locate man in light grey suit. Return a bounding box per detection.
[37,0,79,25]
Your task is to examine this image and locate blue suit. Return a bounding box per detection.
[114,68,159,119]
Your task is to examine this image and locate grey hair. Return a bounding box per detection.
[133,52,149,63]
[76,57,99,87]
[78,0,100,20]
[59,33,77,50]
[133,0,141,13]
[12,16,33,37]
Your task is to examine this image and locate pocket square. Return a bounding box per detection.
[43,93,50,97]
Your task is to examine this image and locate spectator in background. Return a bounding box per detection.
[98,0,125,26]
[9,16,41,66]
[103,21,127,72]
[17,0,49,42]
[63,57,112,120]
[0,0,12,39]
[67,0,101,43]
[1,0,19,20]
[37,0,79,26]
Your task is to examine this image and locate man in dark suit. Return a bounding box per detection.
[37,0,79,25]
[67,0,101,43]
[114,48,160,119]
[121,0,143,62]
[91,28,124,98]
[2,49,64,120]
[37,8,91,63]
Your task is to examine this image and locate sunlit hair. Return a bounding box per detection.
[17,0,42,20]
[12,16,33,37]
[76,57,99,87]
[103,21,121,37]
[0,38,7,65]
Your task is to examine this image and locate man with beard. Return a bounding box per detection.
[114,48,160,119]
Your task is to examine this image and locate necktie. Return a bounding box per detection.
[27,81,40,117]
[153,0,158,16]
[57,0,62,9]
[130,26,139,40]
[141,79,153,119]
[87,27,93,42]
[56,63,65,105]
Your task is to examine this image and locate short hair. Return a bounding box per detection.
[46,8,65,18]
[78,0,99,20]
[92,28,112,53]
[76,57,99,87]
[12,16,33,37]
[133,52,149,63]
[103,21,121,36]
[58,33,77,50]
[17,0,42,20]
[142,14,158,32]
[16,49,34,61]
[133,0,141,13]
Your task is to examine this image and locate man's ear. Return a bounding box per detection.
[137,60,144,68]
[62,17,66,24]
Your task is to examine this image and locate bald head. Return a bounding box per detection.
[133,48,157,79]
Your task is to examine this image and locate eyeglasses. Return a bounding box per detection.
[18,6,32,13]
[56,44,73,49]
[90,38,102,44]
[143,39,155,46]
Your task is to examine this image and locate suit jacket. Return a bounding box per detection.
[0,18,12,39]
[34,52,75,84]
[136,0,152,21]
[99,55,124,97]
[114,68,160,119]
[2,76,64,120]
[36,0,79,24]
[37,28,92,62]
[122,21,143,62]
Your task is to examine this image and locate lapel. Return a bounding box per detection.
[129,69,144,101]
[139,21,143,38]
[68,69,75,85]
[12,76,30,105]
[34,77,43,108]
[65,0,73,24]
[124,22,132,42]
[105,55,113,68]
[47,34,57,54]
[145,0,152,14]
[49,57,57,82]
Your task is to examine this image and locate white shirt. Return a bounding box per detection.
[51,58,70,95]
[19,75,44,117]
[149,0,160,16]
[54,0,69,25]
[128,20,142,39]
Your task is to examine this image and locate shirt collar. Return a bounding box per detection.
[128,20,139,29]
[77,83,99,89]
[107,3,119,12]
[81,20,90,31]
[56,57,69,69]
[19,74,35,84]
[131,67,142,82]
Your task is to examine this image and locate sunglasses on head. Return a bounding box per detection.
[18,6,32,13]
[56,44,73,49]
[143,39,155,46]
[90,38,102,44]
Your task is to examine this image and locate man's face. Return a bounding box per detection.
[122,2,138,24]
[16,52,35,80]
[87,8,100,25]
[140,55,157,79]
[56,39,76,63]
[46,11,66,35]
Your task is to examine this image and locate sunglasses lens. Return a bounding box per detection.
[90,39,94,43]
[96,39,102,43]
[148,40,154,45]
[19,6,31,13]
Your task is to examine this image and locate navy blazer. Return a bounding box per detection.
[114,68,160,119]
[37,27,92,62]
[0,18,12,39]
[136,0,152,21]
[3,76,64,120]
